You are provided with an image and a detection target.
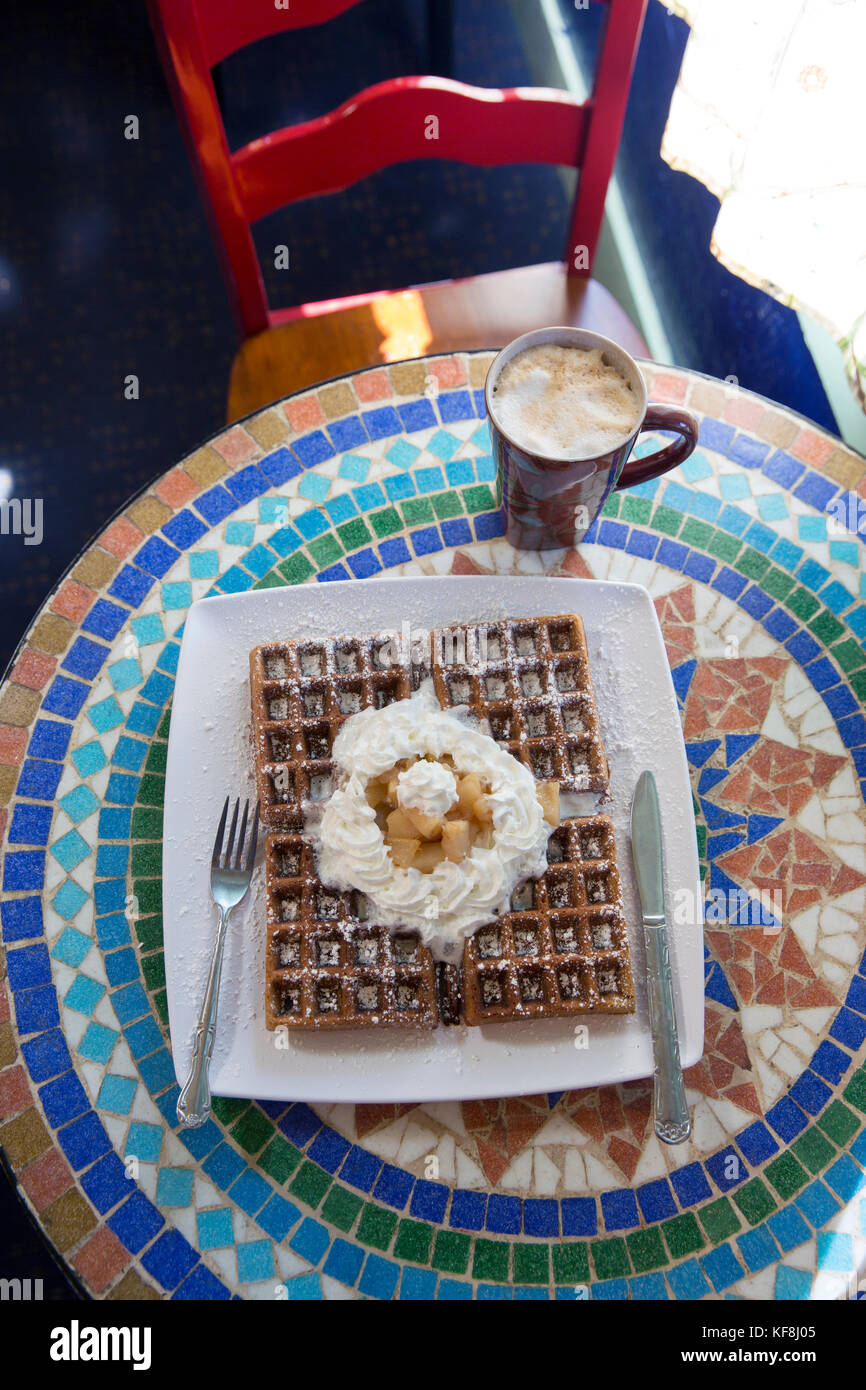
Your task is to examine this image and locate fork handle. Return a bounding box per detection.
[177,904,229,1129]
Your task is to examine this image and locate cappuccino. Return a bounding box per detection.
[490,344,641,460]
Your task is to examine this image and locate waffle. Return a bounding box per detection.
[462,814,634,1025]
[250,632,429,827]
[431,615,609,795]
[264,828,439,1029]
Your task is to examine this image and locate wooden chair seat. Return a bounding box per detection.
[227,261,649,421]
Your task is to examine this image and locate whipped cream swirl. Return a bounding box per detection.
[397,759,457,817]
[312,682,549,957]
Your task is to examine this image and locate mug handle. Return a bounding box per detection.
[616,404,699,490]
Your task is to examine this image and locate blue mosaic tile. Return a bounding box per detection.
[700,1243,745,1294]
[601,1188,640,1231]
[736,1121,779,1165]
[636,1179,677,1222]
[358,1253,400,1299]
[767,1205,811,1254]
[323,1238,364,1286]
[259,447,301,486]
[162,510,207,549]
[20,1029,71,1082]
[9,802,53,845]
[126,1122,163,1165]
[667,1259,711,1299]
[289,1217,330,1264]
[736,1225,779,1273]
[449,1189,486,1230]
[795,1179,840,1228]
[327,416,367,451]
[486,1194,521,1235]
[774,1265,812,1300]
[109,565,154,606]
[141,1229,199,1290]
[400,1267,438,1300]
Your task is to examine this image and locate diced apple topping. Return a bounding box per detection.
[537,780,560,827]
[368,758,506,872]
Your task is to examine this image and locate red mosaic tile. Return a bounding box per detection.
[0,980,9,1024]
[284,395,326,432]
[99,515,143,559]
[353,1102,417,1140]
[18,1149,75,1210]
[569,1103,604,1145]
[153,468,200,508]
[0,724,28,766]
[724,397,765,430]
[352,369,392,402]
[791,428,834,466]
[650,373,687,403]
[212,425,257,465]
[10,648,57,691]
[607,1135,640,1181]
[450,550,488,576]
[476,1137,509,1186]
[559,548,594,579]
[50,580,93,624]
[72,1227,129,1293]
[0,1066,33,1120]
[427,357,467,388]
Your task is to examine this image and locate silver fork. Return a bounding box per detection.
[177,796,259,1129]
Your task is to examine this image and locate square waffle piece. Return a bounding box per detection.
[462,814,635,1025]
[265,830,440,1030]
[431,614,609,794]
[249,633,429,827]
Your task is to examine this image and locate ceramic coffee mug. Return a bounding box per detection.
[485,326,698,550]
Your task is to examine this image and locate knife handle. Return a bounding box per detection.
[644,922,691,1144]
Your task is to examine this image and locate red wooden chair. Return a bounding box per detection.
[147,0,650,421]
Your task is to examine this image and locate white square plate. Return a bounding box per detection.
[164,575,703,1103]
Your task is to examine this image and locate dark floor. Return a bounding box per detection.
[0,0,839,1295]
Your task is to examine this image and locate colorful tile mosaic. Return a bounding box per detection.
[1,354,866,1300]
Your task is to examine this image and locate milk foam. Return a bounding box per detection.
[491,345,641,460]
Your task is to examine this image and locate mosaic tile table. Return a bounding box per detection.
[2,352,866,1302]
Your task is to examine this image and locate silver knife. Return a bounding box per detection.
[630,770,691,1144]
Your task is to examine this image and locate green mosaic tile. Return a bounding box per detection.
[462,484,497,515]
[137,774,165,807]
[308,534,343,567]
[336,517,372,551]
[680,517,713,549]
[832,639,866,675]
[131,842,161,877]
[140,954,165,992]
[157,708,172,739]
[135,916,163,953]
[393,1219,434,1264]
[699,1197,741,1245]
[661,1212,705,1257]
[278,553,315,585]
[230,1107,275,1155]
[850,669,866,701]
[843,1065,866,1113]
[590,1237,630,1280]
[153,988,168,1027]
[808,610,845,644]
[786,587,820,621]
[791,1127,837,1175]
[400,497,434,526]
[259,1135,302,1185]
[145,741,167,774]
[430,1230,470,1275]
[762,567,796,600]
[472,1238,510,1283]
[651,504,682,537]
[369,506,403,539]
[601,492,620,517]
[131,807,163,840]
[356,1204,397,1252]
[254,571,286,590]
[321,1185,363,1233]
[431,491,463,520]
[696,823,707,860]
[133,879,161,915]
[512,1242,549,1285]
[734,547,771,581]
[212,1097,248,1124]
[619,494,652,525]
[732,1178,776,1226]
[817,1100,860,1145]
[551,1241,590,1285]
[626,1226,667,1273]
[289,1161,331,1209]
[708,531,742,564]
[764,1152,808,1200]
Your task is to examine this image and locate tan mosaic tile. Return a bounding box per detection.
[468,353,495,387]
[127,495,172,536]
[183,445,230,488]
[388,360,429,395]
[246,408,292,448]
[759,407,799,449]
[0,765,18,807]
[40,1188,97,1253]
[0,684,41,727]
[0,1021,17,1069]
[28,612,75,656]
[107,1270,162,1301]
[688,380,727,416]
[72,548,119,589]
[317,382,358,420]
[822,446,865,491]
[0,1111,52,1166]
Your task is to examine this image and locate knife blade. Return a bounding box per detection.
[630,770,691,1144]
